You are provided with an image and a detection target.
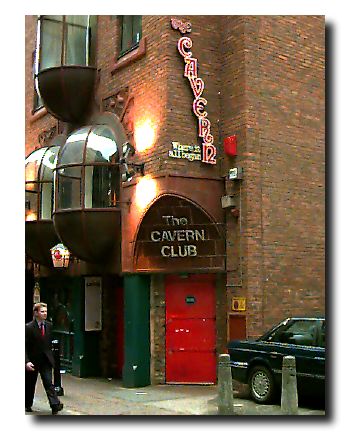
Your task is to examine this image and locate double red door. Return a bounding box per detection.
[165,275,216,384]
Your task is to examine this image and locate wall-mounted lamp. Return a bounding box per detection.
[50,243,70,268]
[120,142,145,182]
[33,281,41,303]
[121,163,145,182]
[121,168,135,183]
[122,141,135,159]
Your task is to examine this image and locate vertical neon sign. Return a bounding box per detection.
[172,20,216,165]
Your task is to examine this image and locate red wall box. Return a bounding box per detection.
[229,314,246,340]
[223,135,237,156]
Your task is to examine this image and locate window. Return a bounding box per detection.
[25,146,59,221]
[57,167,82,210]
[119,16,142,56]
[268,320,319,346]
[85,166,119,208]
[319,321,325,348]
[33,83,44,113]
[36,16,97,73]
[39,16,63,70]
[32,51,44,113]
[55,125,120,211]
[33,88,43,113]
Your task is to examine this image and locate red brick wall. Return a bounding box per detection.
[225,16,325,335]
[219,16,248,335]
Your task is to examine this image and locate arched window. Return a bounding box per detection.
[55,125,120,212]
[25,146,60,221]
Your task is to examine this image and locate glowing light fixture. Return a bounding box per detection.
[120,141,145,182]
[50,243,70,268]
[135,176,158,210]
[26,211,38,222]
[134,119,156,152]
[25,211,38,222]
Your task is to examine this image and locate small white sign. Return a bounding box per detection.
[85,277,102,331]
[228,167,243,180]
[168,141,202,162]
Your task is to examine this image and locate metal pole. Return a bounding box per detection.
[217,353,235,415]
[281,355,298,415]
[52,339,64,396]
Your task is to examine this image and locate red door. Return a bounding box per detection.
[165,275,216,384]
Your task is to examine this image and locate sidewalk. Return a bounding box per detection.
[26,374,326,416]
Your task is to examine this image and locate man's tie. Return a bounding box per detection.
[40,322,45,336]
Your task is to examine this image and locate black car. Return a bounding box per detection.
[227,317,325,404]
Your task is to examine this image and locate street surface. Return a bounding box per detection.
[25,374,326,416]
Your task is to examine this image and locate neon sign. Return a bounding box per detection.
[176,36,216,165]
[170,18,192,34]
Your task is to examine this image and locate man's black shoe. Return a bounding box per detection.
[51,403,63,415]
[25,407,33,412]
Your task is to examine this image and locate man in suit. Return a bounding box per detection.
[25,302,64,415]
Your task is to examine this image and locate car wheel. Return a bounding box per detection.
[248,365,275,404]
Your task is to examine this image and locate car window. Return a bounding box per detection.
[319,321,325,348]
[268,320,318,346]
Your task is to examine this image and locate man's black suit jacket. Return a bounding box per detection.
[25,320,55,368]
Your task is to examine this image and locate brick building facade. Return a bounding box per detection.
[25,15,325,385]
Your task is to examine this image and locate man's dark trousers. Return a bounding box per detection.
[25,361,60,409]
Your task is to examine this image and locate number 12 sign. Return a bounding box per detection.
[175,35,217,165]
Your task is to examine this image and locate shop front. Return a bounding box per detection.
[123,186,226,384]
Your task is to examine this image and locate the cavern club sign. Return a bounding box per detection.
[171,21,216,165]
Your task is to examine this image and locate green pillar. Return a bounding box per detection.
[122,274,150,387]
